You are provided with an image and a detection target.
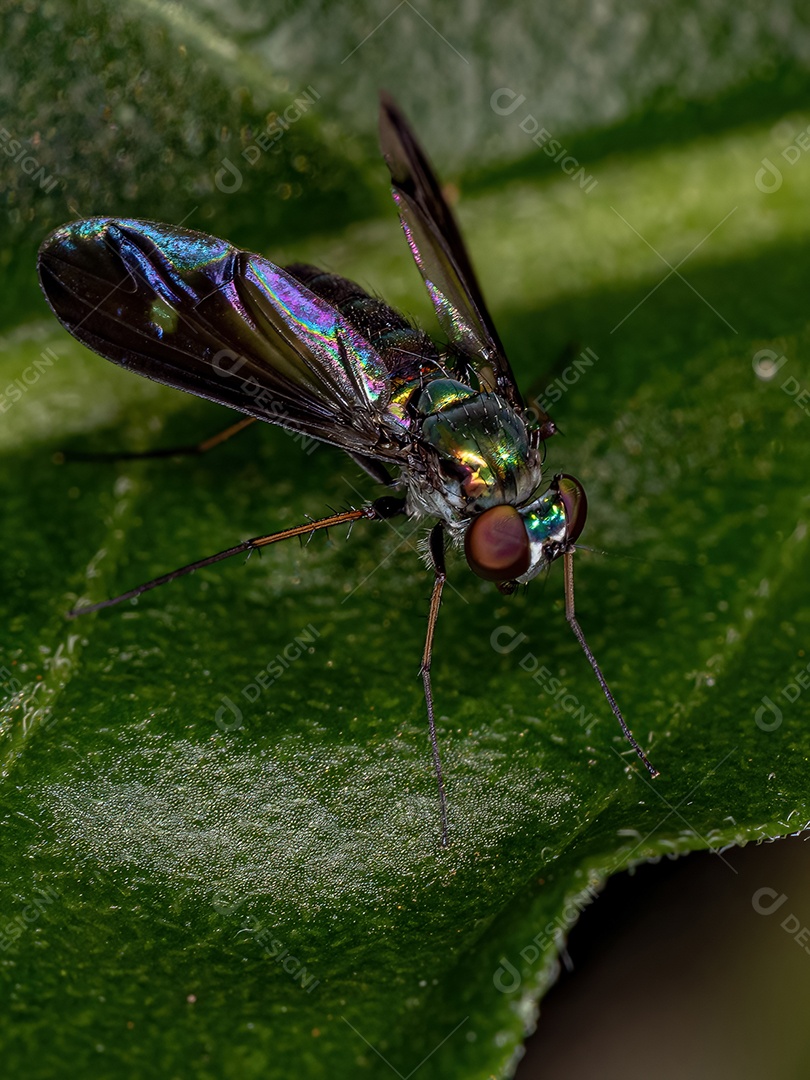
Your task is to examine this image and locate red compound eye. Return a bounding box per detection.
[557,474,588,543]
[464,505,531,582]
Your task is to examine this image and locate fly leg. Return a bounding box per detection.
[420,522,450,847]
[59,415,258,462]
[563,551,658,777]
[69,498,405,617]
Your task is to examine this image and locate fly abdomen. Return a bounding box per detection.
[285,263,440,378]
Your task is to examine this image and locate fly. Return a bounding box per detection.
[37,93,658,846]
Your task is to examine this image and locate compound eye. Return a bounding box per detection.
[464,505,531,582]
[557,474,588,543]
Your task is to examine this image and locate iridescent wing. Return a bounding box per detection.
[379,93,526,412]
[37,218,410,460]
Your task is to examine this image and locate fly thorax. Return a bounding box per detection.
[410,380,542,519]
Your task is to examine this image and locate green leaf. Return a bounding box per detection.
[3,3,810,1077]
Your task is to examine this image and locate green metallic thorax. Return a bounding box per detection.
[404,378,543,521]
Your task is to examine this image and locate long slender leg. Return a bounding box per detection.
[69,499,404,617]
[63,416,258,462]
[421,523,450,847]
[563,551,659,778]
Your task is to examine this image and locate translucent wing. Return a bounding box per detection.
[379,93,526,411]
[37,218,410,460]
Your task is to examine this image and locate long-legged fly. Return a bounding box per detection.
[37,94,658,845]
